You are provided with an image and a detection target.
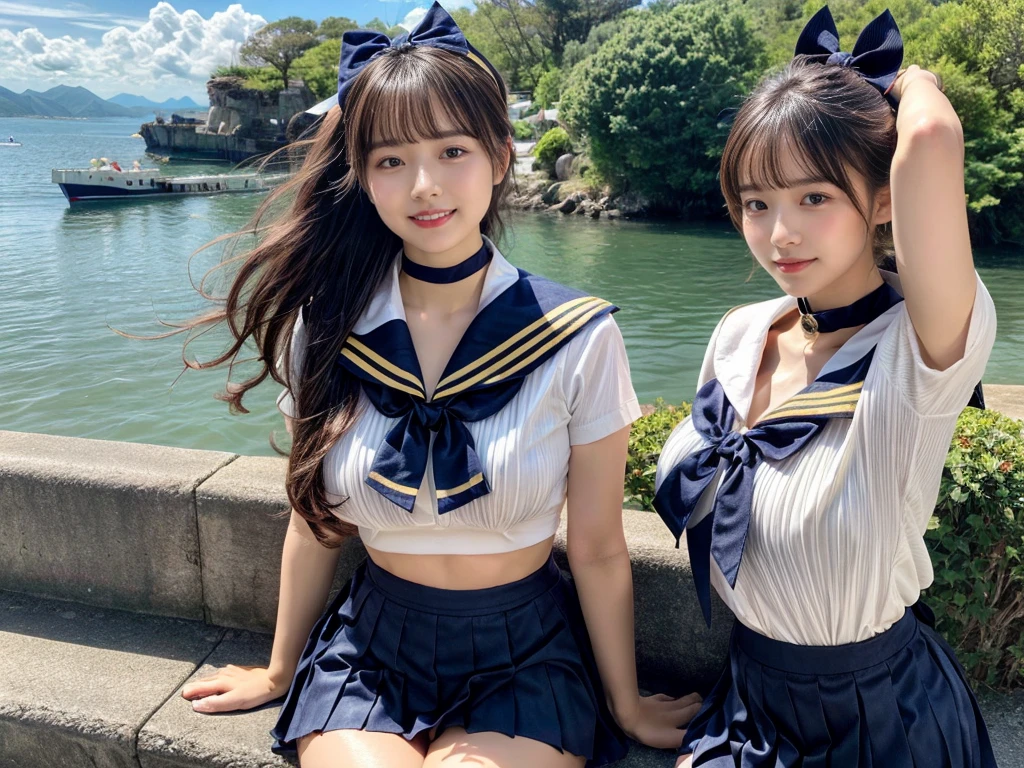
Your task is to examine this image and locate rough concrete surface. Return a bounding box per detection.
[0,430,234,619]
[138,630,293,768]
[0,590,222,768]
[986,384,1024,422]
[195,454,365,632]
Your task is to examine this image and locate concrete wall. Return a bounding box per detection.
[0,430,733,691]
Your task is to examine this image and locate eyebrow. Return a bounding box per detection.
[738,176,831,193]
[369,130,469,152]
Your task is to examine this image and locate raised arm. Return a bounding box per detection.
[889,65,977,371]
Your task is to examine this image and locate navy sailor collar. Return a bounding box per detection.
[711,270,905,428]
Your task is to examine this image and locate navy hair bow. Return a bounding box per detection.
[794,6,903,104]
[335,1,499,109]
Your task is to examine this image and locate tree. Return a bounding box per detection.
[560,0,766,213]
[487,0,641,66]
[240,17,318,88]
[292,40,342,100]
[450,5,551,90]
[364,17,406,38]
[317,16,359,40]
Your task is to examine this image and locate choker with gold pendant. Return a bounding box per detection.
[797,282,904,340]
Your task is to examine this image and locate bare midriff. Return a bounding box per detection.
[365,535,556,590]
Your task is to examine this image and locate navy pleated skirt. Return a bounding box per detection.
[681,604,997,767]
[270,554,628,766]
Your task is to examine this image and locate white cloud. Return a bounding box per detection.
[0,3,266,101]
[0,1,143,28]
[399,0,475,32]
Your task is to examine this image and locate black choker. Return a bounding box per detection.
[401,244,492,284]
[797,282,903,339]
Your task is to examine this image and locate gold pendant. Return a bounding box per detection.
[800,313,819,338]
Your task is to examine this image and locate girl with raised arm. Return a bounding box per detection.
[654,8,997,767]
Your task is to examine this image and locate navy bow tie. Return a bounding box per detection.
[654,350,876,627]
[339,270,615,514]
[794,6,904,104]
[336,1,499,109]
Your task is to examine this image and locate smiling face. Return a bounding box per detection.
[341,46,513,267]
[738,142,891,307]
[365,112,507,264]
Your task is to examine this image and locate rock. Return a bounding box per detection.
[606,209,622,219]
[589,206,601,219]
[578,200,598,216]
[614,191,651,217]
[555,153,574,181]
[599,196,611,208]
[556,197,577,214]
[542,182,563,205]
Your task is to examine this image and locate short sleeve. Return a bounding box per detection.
[563,314,642,445]
[874,273,996,415]
[276,310,308,419]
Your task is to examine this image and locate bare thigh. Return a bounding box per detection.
[298,729,428,768]
[423,727,586,768]
[675,754,693,768]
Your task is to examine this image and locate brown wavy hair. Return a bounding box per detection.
[719,57,898,262]
[182,45,514,544]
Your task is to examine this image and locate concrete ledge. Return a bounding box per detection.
[986,384,1024,421]
[0,590,222,768]
[0,430,234,619]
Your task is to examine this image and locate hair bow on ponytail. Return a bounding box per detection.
[794,6,904,105]
[306,1,500,115]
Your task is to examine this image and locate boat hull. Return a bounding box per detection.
[51,168,283,204]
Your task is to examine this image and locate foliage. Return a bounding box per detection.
[533,66,563,107]
[450,5,551,90]
[512,119,535,140]
[526,0,642,64]
[317,16,359,40]
[560,0,767,212]
[364,17,407,38]
[624,400,691,510]
[924,408,1024,691]
[292,39,342,100]
[532,126,573,172]
[240,17,319,87]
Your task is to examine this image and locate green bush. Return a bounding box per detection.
[512,120,534,141]
[532,126,573,173]
[625,399,691,510]
[533,66,563,108]
[924,408,1024,690]
[559,0,766,213]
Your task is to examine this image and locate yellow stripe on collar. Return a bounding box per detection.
[368,471,419,496]
[435,295,597,391]
[761,398,861,422]
[778,381,863,406]
[346,337,424,391]
[341,347,425,399]
[436,472,485,499]
[432,297,610,400]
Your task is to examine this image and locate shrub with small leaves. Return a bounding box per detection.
[923,407,1024,690]
[625,399,691,510]
[532,127,573,174]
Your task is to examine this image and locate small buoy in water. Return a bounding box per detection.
[131,133,142,139]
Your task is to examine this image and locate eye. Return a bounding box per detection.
[742,199,767,213]
[443,147,467,159]
[376,156,402,169]
[804,193,829,206]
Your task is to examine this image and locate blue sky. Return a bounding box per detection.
[0,1,471,101]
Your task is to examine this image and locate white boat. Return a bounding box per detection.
[51,167,287,203]
[2,142,22,147]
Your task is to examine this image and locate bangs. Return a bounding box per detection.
[721,91,875,225]
[345,48,501,182]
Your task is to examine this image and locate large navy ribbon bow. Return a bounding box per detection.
[654,352,875,626]
[794,6,903,103]
[337,1,498,108]
[339,270,615,514]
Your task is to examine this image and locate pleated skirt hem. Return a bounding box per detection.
[681,606,997,768]
[270,555,628,767]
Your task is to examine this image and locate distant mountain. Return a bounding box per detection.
[108,93,204,109]
[0,85,206,118]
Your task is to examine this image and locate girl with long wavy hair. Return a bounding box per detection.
[177,5,699,766]
[654,7,997,767]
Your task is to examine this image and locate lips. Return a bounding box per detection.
[774,258,815,274]
[410,209,455,228]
